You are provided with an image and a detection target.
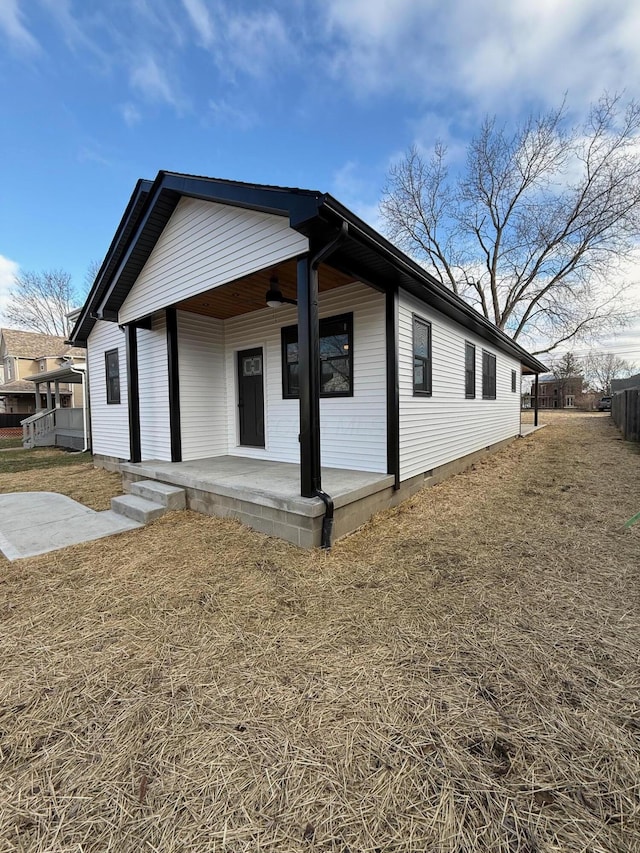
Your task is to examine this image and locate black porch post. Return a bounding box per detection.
[297,253,321,498]
[385,285,400,488]
[533,373,539,427]
[166,306,182,463]
[125,323,141,463]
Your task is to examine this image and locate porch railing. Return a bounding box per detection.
[21,409,56,449]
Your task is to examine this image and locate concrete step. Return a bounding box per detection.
[130,479,186,510]
[111,494,167,524]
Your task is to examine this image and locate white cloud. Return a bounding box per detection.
[221,9,291,78]
[182,0,214,46]
[0,255,19,319]
[131,55,182,109]
[179,3,293,80]
[120,102,142,126]
[0,0,39,53]
[208,99,255,130]
[39,0,105,60]
[319,0,640,113]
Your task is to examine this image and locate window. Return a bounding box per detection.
[281,313,353,398]
[482,351,496,399]
[105,348,121,404]
[413,315,432,396]
[5,359,12,380]
[511,370,517,393]
[465,342,476,398]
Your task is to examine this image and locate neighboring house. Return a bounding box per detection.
[70,171,547,547]
[0,329,86,414]
[611,373,640,393]
[536,375,584,408]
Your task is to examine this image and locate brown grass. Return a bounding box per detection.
[1,413,639,852]
[0,457,122,511]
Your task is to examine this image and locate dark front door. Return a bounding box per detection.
[237,347,265,447]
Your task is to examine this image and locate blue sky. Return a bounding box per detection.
[1,0,639,362]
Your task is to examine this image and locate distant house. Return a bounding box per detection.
[611,373,640,393]
[69,171,547,547]
[536,375,584,408]
[0,329,86,414]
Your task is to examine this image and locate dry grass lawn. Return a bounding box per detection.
[0,451,122,511]
[1,413,639,852]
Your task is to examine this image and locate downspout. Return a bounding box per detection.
[309,221,349,549]
[69,365,90,452]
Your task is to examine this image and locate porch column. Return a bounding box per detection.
[533,373,539,427]
[297,253,321,498]
[46,382,53,410]
[385,285,400,488]
[166,306,182,463]
[54,381,61,408]
[34,382,41,412]
[125,323,141,463]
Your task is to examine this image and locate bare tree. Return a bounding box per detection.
[83,259,101,298]
[550,352,584,408]
[584,351,637,393]
[381,93,640,354]
[3,269,78,337]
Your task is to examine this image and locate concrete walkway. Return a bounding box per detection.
[0,492,141,561]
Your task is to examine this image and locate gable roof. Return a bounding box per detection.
[70,171,547,374]
[1,328,85,359]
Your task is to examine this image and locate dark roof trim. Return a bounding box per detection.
[68,179,153,346]
[318,195,547,374]
[69,171,546,373]
[92,171,324,324]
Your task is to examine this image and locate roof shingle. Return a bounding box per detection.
[0,328,85,359]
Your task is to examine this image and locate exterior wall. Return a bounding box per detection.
[138,313,171,461]
[119,198,309,325]
[398,289,521,482]
[87,320,130,460]
[2,396,34,414]
[223,281,387,473]
[177,310,228,461]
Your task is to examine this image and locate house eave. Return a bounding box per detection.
[69,171,546,373]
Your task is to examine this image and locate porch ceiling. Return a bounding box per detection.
[175,260,357,320]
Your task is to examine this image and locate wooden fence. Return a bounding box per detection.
[612,389,640,441]
[0,413,26,428]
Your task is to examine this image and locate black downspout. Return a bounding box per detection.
[385,285,400,488]
[166,306,182,462]
[125,323,141,463]
[298,223,349,549]
[533,373,539,427]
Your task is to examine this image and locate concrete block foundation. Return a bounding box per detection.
[113,434,521,549]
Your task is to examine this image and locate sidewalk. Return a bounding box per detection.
[0,491,141,560]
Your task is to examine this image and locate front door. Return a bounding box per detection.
[237,347,265,447]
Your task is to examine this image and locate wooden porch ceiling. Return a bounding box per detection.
[175,260,357,320]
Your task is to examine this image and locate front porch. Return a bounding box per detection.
[120,456,410,548]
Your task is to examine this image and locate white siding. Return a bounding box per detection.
[178,310,228,460]
[398,290,521,481]
[138,313,172,461]
[223,282,387,473]
[87,320,129,459]
[118,198,309,325]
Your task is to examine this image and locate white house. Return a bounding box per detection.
[70,172,546,548]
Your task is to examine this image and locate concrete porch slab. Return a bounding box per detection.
[120,456,394,517]
[119,456,401,548]
[520,423,548,437]
[0,492,142,561]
